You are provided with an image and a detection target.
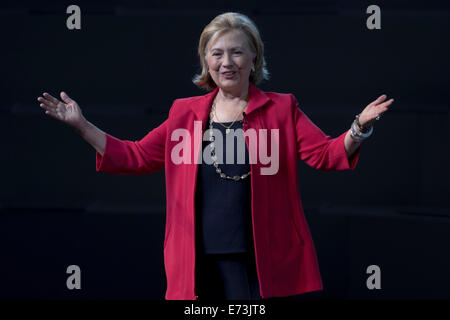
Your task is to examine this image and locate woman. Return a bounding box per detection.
[37,12,393,300]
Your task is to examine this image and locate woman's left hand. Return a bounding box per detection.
[358,94,394,128]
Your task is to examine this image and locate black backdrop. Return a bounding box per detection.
[1,0,449,300]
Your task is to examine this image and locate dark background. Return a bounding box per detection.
[1,0,449,300]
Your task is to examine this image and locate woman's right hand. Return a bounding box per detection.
[37,91,86,130]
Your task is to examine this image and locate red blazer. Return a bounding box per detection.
[96,82,362,300]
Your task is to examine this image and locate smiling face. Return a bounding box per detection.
[206,29,256,93]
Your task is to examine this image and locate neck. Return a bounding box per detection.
[216,83,249,105]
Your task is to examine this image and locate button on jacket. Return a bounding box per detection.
[95,82,362,300]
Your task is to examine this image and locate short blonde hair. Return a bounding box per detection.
[192,12,270,91]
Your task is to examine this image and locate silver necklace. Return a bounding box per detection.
[212,97,247,134]
[208,109,251,181]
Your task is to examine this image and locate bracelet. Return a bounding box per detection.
[355,114,371,133]
[350,119,373,142]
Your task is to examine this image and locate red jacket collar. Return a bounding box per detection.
[191,82,272,121]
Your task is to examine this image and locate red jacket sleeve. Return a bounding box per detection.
[292,94,361,171]
[95,119,167,175]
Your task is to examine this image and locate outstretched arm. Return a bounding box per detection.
[95,119,168,175]
[77,119,106,156]
[37,90,167,175]
[344,94,394,159]
[38,91,106,155]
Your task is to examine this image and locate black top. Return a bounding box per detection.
[195,120,254,254]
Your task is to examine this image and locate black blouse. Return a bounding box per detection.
[195,120,254,254]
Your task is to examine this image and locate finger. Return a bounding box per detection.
[43,92,60,105]
[38,96,55,105]
[378,98,394,109]
[38,98,57,110]
[39,102,50,110]
[370,94,387,106]
[38,96,56,108]
[374,99,394,118]
[43,108,57,118]
[60,91,73,104]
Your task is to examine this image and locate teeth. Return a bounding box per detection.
[224,72,234,75]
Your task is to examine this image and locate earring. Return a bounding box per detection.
[251,66,255,72]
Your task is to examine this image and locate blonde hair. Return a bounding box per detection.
[192,12,270,91]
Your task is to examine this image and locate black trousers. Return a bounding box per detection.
[195,250,262,301]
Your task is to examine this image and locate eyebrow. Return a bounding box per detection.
[210,46,243,51]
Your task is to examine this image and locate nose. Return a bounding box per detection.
[222,52,233,67]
